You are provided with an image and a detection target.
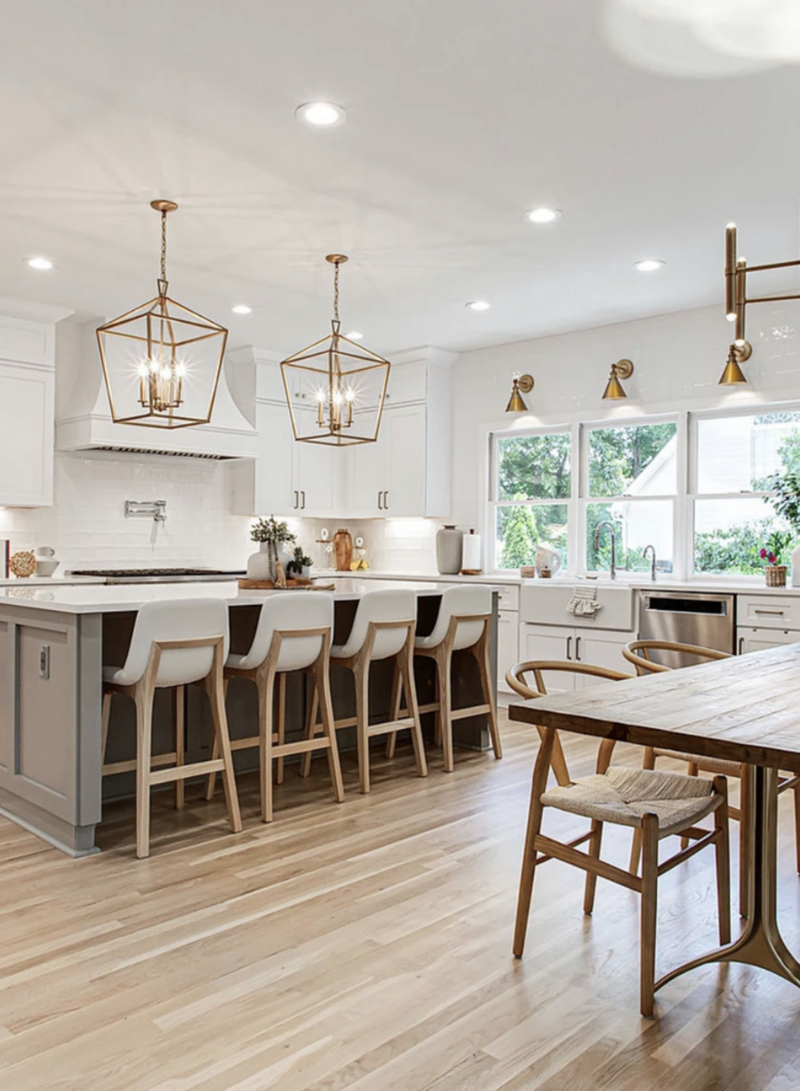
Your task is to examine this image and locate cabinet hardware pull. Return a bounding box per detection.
[738,636,744,654]
[301,490,306,509]
[384,490,389,509]
[575,636,581,661]
[378,491,383,510]
[293,490,298,509]
[566,635,572,660]
[754,609,784,616]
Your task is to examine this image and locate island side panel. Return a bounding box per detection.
[0,602,101,855]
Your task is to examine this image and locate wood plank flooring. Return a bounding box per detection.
[1,713,800,1090]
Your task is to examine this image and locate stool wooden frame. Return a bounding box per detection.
[303,619,427,793]
[508,660,731,1018]
[207,626,344,822]
[102,636,242,859]
[623,639,800,916]
[402,611,501,773]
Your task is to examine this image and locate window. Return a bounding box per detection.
[491,430,572,571]
[692,410,800,576]
[584,420,677,575]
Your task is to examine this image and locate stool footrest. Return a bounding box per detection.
[368,718,415,738]
[103,752,178,777]
[149,758,224,785]
[451,704,490,721]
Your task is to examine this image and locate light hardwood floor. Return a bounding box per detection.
[2,713,800,1090]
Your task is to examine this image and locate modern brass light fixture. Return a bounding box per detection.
[602,359,634,400]
[280,255,391,446]
[96,200,228,429]
[505,373,534,412]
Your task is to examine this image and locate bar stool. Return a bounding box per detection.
[303,589,428,793]
[408,585,501,772]
[206,592,344,822]
[101,598,242,859]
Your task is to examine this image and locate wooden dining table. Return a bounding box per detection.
[509,642,800,1000]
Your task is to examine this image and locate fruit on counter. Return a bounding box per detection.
[350,559,369,571]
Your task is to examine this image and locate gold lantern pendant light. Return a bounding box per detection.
[280,255,391,446]
[96,200,228,429]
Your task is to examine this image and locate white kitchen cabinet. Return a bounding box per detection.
[232,401,296,516]
[521,623,635,693]
[497,608,520,692]
[0,313,63,507]
[349,404,427,517]
[736,594,800,630]
[737,626,800,655]
[292,408,340,517]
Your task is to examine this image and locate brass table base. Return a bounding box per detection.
[657,766,800,997]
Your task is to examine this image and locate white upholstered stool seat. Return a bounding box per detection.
[305,589,427,793]
[101,598,242,859]
[406,585,501,773]
[206,592,344,821]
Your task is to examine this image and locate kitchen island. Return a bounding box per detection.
[0,580,498,855]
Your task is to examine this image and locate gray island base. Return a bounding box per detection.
[0,580,498,855]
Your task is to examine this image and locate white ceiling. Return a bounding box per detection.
[3,0,800,356]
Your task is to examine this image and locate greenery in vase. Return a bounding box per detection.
[287,546,313,576]
[760,530,792,566]
[250,516,296,546]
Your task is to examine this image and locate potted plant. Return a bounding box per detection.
[760,530,791,588]
[766,472,800,586]
[247,516,296,582]
[286,546,313,580]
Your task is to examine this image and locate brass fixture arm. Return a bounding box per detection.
[593,520,616,581]
[642,544,656,583]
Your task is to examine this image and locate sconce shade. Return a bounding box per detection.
[505,373,534,413]
[719,346,748,386]
[602,359,633,401]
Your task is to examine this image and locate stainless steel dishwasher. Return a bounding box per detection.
[638,590,735,665]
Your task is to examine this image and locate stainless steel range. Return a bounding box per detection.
[68,568,245,584]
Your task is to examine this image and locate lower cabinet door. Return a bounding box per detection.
[497,609,519,692]
[574,630,636,685]
[737,627,800,655]
[521,624,575,694]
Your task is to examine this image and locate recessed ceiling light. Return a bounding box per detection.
[296,102,347,127]
[634,259,665,272]
[232,304,252,315]
[466,300,491,311]
[526,207,562,224]
[345,330,363,340]
[26,256,54,271]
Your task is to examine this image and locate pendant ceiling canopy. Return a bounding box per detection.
[280,255,391,447]
[96,200,228,429]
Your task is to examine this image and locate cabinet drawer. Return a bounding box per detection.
[737,594,800,629]
[496,585,519,611]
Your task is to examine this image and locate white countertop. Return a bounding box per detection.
[0,576,106,587]
[316,569,520,586]
[0,578,465,614]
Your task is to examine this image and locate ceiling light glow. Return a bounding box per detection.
[466,300,491,311]
[526,207,562,224]
[345,330,363,341]
[27,256,54,271]
[296,102,347,127]
[232,304,252,315]
[634,259,665,272]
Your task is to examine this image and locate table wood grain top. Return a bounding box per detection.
[509,643,800,774]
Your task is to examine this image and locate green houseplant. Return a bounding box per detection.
[286,546,313,579]
[247,516,296,581]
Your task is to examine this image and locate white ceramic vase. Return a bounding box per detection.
[34,546,59,578]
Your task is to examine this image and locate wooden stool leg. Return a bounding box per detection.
[385,661,403,760]
[477,629,502,759]
[436,649,454,773]
[300,682,320,778]
[276,673,286,785]
[206,663,242,834]
[582,820,604,915]
[101,691,112,765]
[513,727,556,957]
[258,668,277,823]
[134,683,155,860]
[174,685,185,810]
[400,638,427,779]
[313,645,344,804]
[713,775,732,945]
[739,764,752,918]
[640,813,659,1018]
[629,747,657,874]
[354,658,371,794]
[205,677,228,801]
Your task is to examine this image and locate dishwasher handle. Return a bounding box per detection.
[641,594,731,617]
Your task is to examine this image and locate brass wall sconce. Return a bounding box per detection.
[720,221,798,385]
[505,373,534,412]
[96,200,228,429]
[602,359,634,400]
[281,255,391,446]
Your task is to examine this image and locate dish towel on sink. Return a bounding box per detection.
[567,586,604,618]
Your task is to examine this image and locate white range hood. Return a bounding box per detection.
[56,321,258,460]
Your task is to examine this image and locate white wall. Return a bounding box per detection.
[451,301,800,543]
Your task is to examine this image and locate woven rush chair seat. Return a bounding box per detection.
[541,766,724,838]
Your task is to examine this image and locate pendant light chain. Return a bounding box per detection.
[160,210,168,284]
[333,259,340,324]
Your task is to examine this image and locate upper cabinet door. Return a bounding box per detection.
[384,404,426,516]
[347,419,387,517]
[0,362,54,506]
[293,408,339,517]
[232,401,296,517]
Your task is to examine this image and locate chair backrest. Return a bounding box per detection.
[425,585,492,651]
[238,592,333,672]
[121,598,229,688]
[506,659,631,785]
[333,589,416,660]
[622,639,731,676]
